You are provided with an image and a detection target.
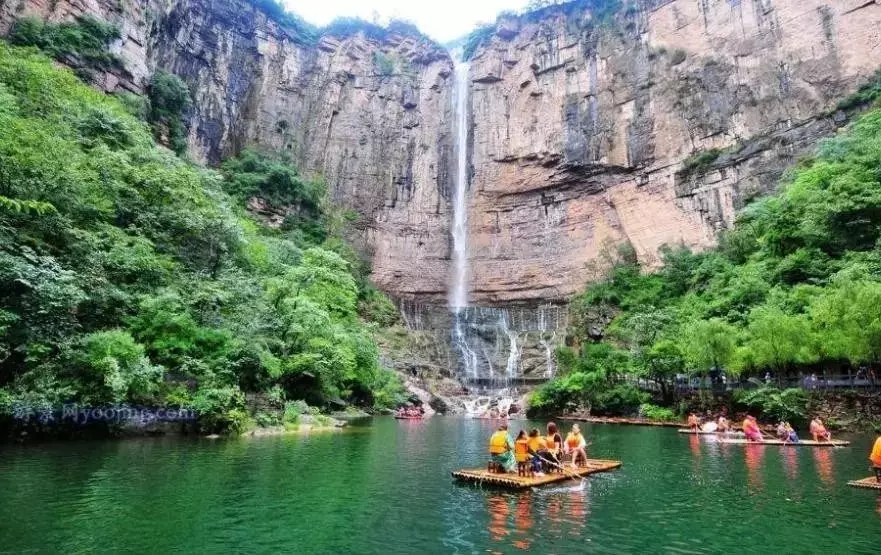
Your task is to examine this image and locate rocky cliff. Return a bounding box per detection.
[2,0,881,381]
[0,0,456,303]
[466,0,881,303]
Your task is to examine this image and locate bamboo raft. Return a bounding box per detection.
[848,477,881,490]
[678,429,745,437]
[558,416,681,428]
[452,459,622,489]
[715,438,850,447]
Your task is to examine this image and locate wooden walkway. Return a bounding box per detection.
[452,459,622,489]
[715,438,850,447]
[848,477,881,490]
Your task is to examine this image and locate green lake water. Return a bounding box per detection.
[2,418,881,554]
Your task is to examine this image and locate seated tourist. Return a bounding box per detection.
[488,424,515,473]
[564,424,587,467]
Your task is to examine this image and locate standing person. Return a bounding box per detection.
[870,436,881,483]
[809,417,832,442]
[687,413,701,432]
[564,424,588,467]
[743,415,764,442]
[489,423,516,473]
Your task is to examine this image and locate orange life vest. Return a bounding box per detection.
[688,415,699,426]
[527,436,543,453]
[871,437,881,467]
[489,431,509,454]
[566,432,582,449]
[514,439,530,462]
[545,435,559,451]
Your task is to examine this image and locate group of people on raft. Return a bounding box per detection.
[394,405,424,418]
[489,422,587,475]
[687,412,833,443]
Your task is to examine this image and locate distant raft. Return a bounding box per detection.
[848,477,881,490]
[677,429,745,437]
[715,438,850,447]
[452,459,622,489]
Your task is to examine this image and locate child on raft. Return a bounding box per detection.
[527,428,546,476]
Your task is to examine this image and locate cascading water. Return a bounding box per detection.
[444,59,563,392]
[450,60,478,380]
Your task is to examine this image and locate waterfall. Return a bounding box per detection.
[444,59,561,389]
[450,61,477,380]
[450,61,470,311]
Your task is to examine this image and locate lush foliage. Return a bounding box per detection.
[245,0,318,43]
[639,403,677,421]
[0,44,403,434]
[147,71,192,155]
[8,15,122,80]
[734,387,809,423]
[536,107,881,414]
[834,68,881,113]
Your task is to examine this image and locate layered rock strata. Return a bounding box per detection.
[466,0,881,303]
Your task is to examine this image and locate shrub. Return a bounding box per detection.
[639,403,677,421]
[670,49,687,66]
[147,70,192,155]
[734,387,808,423]
[9,16,123,76]
[834,68,881,113]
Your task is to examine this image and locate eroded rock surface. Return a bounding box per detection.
[465,0,881,303]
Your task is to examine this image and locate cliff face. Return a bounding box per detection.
[466,0,881,304]
[145,0,455,301]
[2,0,881,312]
[0,0,455,303]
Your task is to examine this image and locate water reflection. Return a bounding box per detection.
[812,448,834,486]
[744,444,765,491]
[486,495,511,541]
[486,488,591,550]
[512,494,534,550]
[782,446,799,481]
[689,435,701,458]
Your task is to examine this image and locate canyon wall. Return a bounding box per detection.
[3,0,881,379]
[466,0,881,303]
[0,0,455,303]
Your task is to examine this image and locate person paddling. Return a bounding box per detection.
[743,415,764,442]
[564,424,587,467]
[810,417,831,442]
[870,435,881,483]
[526,428,546,475]
[489,423,516,473]
[536,422,563,472]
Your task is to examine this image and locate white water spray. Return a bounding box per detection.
[450,61,478,380]
[450,61,471,311]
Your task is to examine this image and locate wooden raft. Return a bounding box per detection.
[848,477,881,490]
[678,429,745,436]
[715,438,850,447]
[558,416,681,428]
[452,459,622,489]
